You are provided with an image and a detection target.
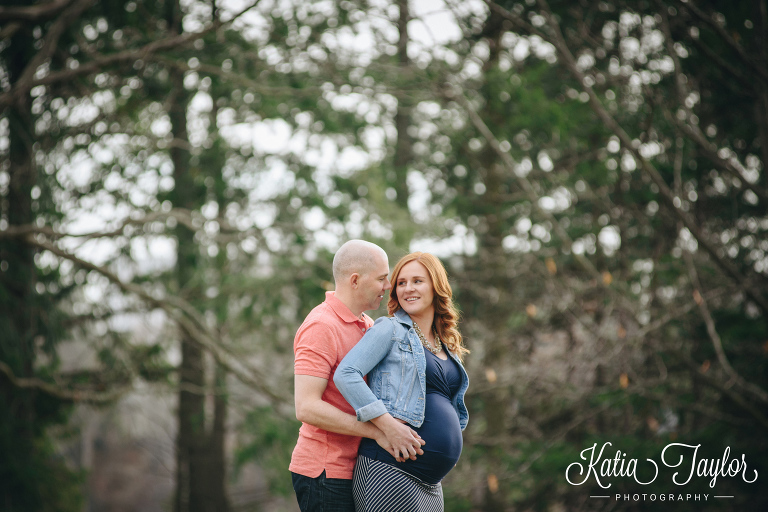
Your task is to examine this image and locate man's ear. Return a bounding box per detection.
[349,273,360,289]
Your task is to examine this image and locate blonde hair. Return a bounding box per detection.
[388,252,468,361]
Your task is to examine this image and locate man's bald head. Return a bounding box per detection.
[332,240,388,285]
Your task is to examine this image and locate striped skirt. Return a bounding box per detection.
[352,455,444,512]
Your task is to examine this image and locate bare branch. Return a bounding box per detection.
[0,0,265,108]
[676,0,768,86]
[0,360,127,404]
[445,87,600,279]
[0,0,74,22]
[483,0,546,39]
[626,385,755,427]
[150,56,325,97]
[483,0,768,315]
[0,209,185,240]
[669,349,768,429]
[656,5,768,203]
[7,0,96,108]
[0,21,22,40]
[635,287,726,339]
[0,32,197,109]
[0,207,258,245]
[22,234,291,406]
[480,397,625,482]
[684,251,768,405]
[444,85,649,327]
[0,210,206,245]
[663,107,768,203]
[687,33,754,91]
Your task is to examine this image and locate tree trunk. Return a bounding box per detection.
[208,364,230,511]
[170,60,208,512]
[392,0,412,210]
[168,2,230,509]
[2,16,37,453]
[165,1,214,511]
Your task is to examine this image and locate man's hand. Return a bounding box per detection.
[371,414,425,462]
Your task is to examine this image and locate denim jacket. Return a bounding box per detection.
[334,309,469,430]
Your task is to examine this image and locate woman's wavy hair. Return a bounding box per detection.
[388,252,468,361]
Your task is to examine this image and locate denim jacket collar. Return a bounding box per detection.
[393,308,412,326]
[394,308,463,362]
[334,312,470,431]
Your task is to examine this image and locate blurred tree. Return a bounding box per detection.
[0,4,85,509]
[426,0,768,509]
[158,0,232,508]
[3,0,766,510]
[391,0,414,210]
[0,1,277,509]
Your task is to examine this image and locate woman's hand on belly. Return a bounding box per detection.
[371,413,426,462]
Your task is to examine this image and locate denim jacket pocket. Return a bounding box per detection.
[378,372,390,402]
[395,339,412,352]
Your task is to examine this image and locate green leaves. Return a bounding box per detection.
[235,406,301,496]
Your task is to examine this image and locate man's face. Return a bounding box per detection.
[358,253,391,312]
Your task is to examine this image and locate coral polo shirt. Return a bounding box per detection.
[290,291,375,479]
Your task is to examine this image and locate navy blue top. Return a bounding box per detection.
[359,346,464,484]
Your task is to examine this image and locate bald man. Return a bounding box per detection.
[290,240,425,512]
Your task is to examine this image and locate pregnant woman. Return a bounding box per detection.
[334,252,469,512]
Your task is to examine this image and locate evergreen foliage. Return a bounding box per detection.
[1,0,766,510]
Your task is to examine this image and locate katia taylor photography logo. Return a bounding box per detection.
[565,442,758,502]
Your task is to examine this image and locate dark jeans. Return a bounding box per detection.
[291,471,355,512]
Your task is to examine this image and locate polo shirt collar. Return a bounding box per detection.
[325,291,365,324]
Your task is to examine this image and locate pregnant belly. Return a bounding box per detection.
[410,393,463,482]
[359,393,462,484]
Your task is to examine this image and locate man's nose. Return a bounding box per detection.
[384,280,392,290]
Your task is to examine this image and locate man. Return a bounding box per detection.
[290,240,425,512]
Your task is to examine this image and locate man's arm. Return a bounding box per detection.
[294,375,423,461]
[369,412,427,462]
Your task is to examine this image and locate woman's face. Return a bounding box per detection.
[395,260,434,318]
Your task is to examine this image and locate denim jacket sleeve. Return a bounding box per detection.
[334,317,396,422]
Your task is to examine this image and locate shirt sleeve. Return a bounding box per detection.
[334,317,395,422]
[294,321,337,380]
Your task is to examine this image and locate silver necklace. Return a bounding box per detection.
[413,322,442,354]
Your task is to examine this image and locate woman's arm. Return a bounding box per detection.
[334,317,396,421]
[335,317,425,461]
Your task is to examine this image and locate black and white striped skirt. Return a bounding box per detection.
[352,455,444,512]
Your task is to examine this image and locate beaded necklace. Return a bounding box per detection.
[413,322,442,354]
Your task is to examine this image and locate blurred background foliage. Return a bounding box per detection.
[1,0,766,510]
